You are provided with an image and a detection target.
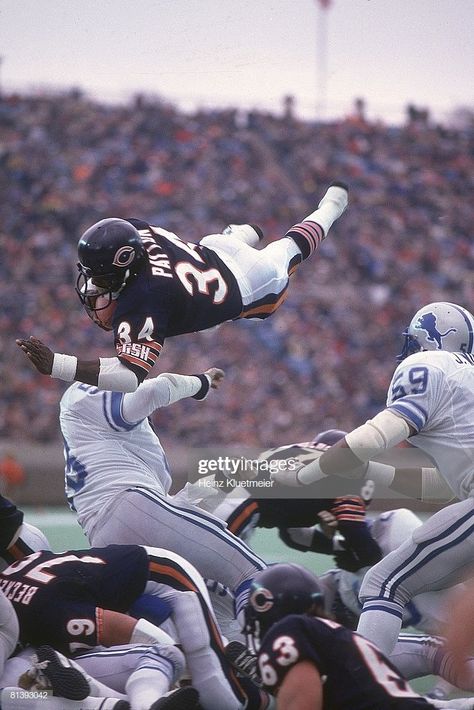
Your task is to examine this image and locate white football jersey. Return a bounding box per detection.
[60,382,172,536]
[386,350,474,500]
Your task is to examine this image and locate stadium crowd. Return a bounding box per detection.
[1,90,473,446]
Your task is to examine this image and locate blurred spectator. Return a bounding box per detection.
[0,90,472,450]
[0,451,25,495]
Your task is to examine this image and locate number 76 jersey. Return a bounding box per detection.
[258,614,432,709]
[113,219,243,380]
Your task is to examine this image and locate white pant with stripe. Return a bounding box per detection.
[358,498,474,656]
[89,487,266,620]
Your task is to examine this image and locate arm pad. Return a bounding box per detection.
[122,373,207,422]
[345,409,411,463]
[97,357,139,392]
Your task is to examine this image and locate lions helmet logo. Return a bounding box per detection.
[414,312,457,350]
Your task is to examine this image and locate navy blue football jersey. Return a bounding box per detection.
[0,544,149,654]
[258,615,432,709]
[112,219,243,380]
[0,494,23,551]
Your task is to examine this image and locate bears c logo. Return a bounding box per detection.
[250,587,274,613]
[113,246,136,268]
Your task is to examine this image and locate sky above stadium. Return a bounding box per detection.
[1,0,473,124]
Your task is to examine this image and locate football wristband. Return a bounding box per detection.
[192,374,211,400]
[50,353,77,381]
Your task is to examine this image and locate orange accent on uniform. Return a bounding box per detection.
[95,607,104,644]
[228,501,259,535]
[118,354,153,371]
[148,561,199,593]
[242,289,288,318]
[7,543,24,560]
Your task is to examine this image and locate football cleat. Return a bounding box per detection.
[21,645,90,700]
[225,640,261,686]
[150,686,200,710]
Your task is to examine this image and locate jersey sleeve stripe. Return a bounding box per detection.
[387,403,424,431]
[118,354,153,373]
[109,392,140,430]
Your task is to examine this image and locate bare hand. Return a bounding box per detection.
[318,510,338,538]
[16,336,55,375]
[205,367,225,389]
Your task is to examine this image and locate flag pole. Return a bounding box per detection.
[316,0,331,120]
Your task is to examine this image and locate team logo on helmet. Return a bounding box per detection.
[112,246,136,268]
[414,313,456,349]
[250,587,274,613]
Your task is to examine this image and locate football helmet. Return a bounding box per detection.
[311,429,347,447]
[397,301,474,361]
[244,563,324,653]
[76,218,147,328]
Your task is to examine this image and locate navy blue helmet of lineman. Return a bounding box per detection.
[76,218,147,330]
[311,429,347,447]
[397,301,474,362]
[244,563,324,653]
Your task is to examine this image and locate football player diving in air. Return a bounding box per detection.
[17,183,348,393]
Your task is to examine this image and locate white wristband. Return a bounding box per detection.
[50,353,77,381]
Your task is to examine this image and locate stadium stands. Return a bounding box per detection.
[1,91,472,447]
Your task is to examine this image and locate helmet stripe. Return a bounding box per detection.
[450,303,474,353]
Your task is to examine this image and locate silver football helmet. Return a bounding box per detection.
[397,301,474,361]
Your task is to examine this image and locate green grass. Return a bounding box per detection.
[22,507,470,698]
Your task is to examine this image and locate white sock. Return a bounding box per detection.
[357,605,402,656]
[125,667,170,710]
[302,184,348,235]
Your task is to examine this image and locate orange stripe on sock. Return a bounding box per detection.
[228,501,259,535]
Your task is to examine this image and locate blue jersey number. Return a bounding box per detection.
[391,366,428,401]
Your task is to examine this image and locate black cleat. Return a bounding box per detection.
[150,686,200,710]
[225,640,261,686]
[34,645,90,700]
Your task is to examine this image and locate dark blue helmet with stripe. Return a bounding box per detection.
[75,218,147,329]
[244,563,324,652]
[397,302,474,362]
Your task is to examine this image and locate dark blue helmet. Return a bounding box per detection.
[244,563,324,652]
[311,429,347,447]
[76,218,147,329]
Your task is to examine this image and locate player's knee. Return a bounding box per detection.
[139,643,186,685]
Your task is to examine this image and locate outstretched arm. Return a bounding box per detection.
[16,336,139,392]
[121,367,225,422]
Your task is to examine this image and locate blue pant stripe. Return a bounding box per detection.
[381,507,474,597]
[131,487,266,571]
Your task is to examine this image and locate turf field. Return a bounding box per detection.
[22,506,465,698]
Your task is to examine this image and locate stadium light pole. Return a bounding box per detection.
[315,0,332,121]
